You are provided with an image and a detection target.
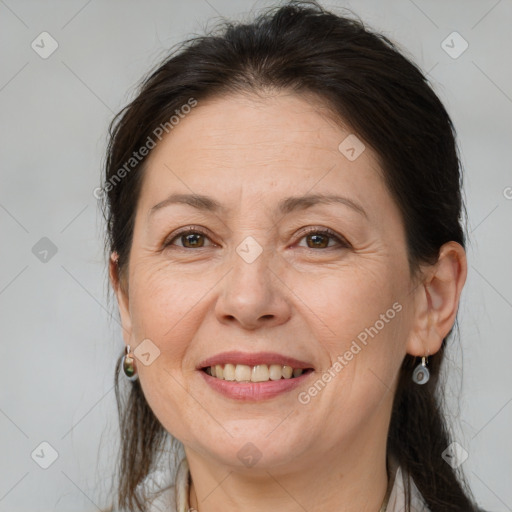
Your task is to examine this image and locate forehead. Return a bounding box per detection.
[138,91,389,219]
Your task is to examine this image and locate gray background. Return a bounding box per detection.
[1,0,511,510]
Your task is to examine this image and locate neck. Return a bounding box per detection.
[185,413,391,512]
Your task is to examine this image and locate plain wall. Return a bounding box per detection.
[1,0,511,510]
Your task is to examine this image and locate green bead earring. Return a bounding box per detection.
[122,345,138,381]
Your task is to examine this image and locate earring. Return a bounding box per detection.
[412,356,430,385]
[122,345,138,381]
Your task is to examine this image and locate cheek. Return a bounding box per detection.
[139,369,199,448]
[293,262,407,393]
[300,264,401,341]
[128,259,206,341]
[125,265,208,423]
[128,264,203,439]
[293,268,406,435]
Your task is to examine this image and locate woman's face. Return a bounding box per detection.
[114,91,423,472]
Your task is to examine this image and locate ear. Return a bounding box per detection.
[406,241,467,357]
[109,252,132,345]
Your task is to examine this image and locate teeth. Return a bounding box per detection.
[282,365,293,379]
[269,364,283,380]
[223,363,235,381]
[235,364,252,382]
[252,364,269,382]
[205,363,307,382]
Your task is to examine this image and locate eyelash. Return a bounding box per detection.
[163,225,350,250]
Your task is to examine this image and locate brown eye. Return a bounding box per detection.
[296,228,350,250]
[305,232,330,248]
[180,232,206,248]
[164,228,213,249]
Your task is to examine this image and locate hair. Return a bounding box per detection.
[101,2,482,511]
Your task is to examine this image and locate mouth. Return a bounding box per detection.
[196,351,315,396]
[202,363,315,382]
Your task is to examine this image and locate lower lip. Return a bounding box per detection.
[199,369,313,401]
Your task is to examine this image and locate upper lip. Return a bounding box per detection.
[197,351,314,370]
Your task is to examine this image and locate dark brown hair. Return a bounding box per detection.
[102,2,482,510]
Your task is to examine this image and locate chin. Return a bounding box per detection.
[186,424,307,470]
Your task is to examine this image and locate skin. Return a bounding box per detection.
[110,91,467,512]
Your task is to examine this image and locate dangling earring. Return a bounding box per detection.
[412,356,430,385]
[122,345,138,381]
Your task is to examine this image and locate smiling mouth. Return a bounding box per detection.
[202,363,314,383]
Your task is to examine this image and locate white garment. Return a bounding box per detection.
[146,456,431,512]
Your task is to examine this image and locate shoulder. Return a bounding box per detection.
[145,486,177,512]
[106,458,187,512]
[387,457,431,512]
[147,456,189,512]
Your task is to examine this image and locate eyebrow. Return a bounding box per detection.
[148,192,368,219]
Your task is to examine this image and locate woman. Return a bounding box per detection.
[101,1,484,510]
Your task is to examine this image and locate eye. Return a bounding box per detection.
[163,226,214,249]
[295,227,350,250]
[163,226,350,251]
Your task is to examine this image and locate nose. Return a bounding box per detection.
[214,245,292,331]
